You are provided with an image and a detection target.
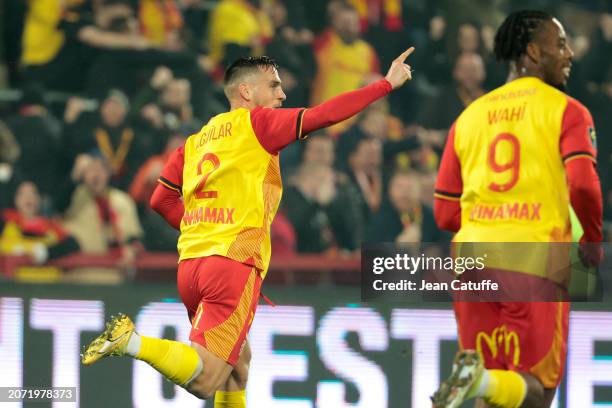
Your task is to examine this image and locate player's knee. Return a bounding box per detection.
[232,360,250,389]
[233,342,252,388]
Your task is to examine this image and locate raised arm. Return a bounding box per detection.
[251,48,415,154]
[302,47,414,134]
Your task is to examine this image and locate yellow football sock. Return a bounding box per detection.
[135,336,202,387]
[214,390,246,407]
[481,369,527,408]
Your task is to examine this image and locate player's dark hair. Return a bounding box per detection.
[224,56,279,85]
[494,10,553,62]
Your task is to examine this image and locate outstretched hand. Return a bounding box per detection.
[385,47,415,89]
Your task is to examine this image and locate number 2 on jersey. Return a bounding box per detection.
[195,153,220,199]
[488,133,520,192]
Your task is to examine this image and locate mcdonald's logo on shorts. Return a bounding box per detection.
[476,325,521,366]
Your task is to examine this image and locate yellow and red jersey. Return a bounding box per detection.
[435,77,597,243]
[310,31,380,135]
[159,106,305,277]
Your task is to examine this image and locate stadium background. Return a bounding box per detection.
[0,0,611,407]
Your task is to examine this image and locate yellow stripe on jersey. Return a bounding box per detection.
[158,177,181,194]
[297,109,307,140]
[434,190,461,202]
[562,152,596,164]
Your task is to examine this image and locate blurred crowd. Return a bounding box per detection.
[0,0,610,280]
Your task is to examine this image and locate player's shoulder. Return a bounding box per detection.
[563,94,592,120]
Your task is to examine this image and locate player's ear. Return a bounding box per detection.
[238,82,251,101]
[525,42,540,65]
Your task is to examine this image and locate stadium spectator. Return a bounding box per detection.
[311,2,381,135]
[207,0,273,70]
[301,132,336,167]
[264,0,315,108]
[299,134,364,251]
[5,85,62,198]
[282,163,333,252]
[62,89,155,190]
[63,155,143,272]
[417,52,486,154]
[347,0,403,68]
[20,0,152,92]
[283,162,362,254]
[80,1,214,118]
[129,134,183,251]
[133,66,199,133]
[0,181,79,272]
[366,171,445,243]
[273,0,314,43]
[0,120,21,210]
[138,0,184,49]
[343,135,384,223]
[419,14,450,86]
[337,101,420,176]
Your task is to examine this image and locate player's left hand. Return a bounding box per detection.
[578,242,603,268]
[385,47,415,89]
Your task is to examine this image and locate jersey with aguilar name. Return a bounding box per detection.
[158,106,306,277]
[435,76,597,243]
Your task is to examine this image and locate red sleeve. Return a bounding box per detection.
[559,97,597,164]
[434,123,463,232]
[559,98,602,243]
[566,152,603,243]
[251,79,393,154]
[158,145,184,194]
[301,79,392,135]
[250,107,306,154]
[150,183,183,231]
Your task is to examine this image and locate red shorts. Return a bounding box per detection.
[177,255,262,366]
[454,301,569,388]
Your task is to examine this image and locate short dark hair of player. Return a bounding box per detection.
[223,56,279,99]
[223,56,279,86]
[494,10,553,62]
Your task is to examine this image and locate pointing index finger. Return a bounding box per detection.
[396,47,415,63]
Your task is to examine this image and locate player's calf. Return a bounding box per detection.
[519,374,545,408]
